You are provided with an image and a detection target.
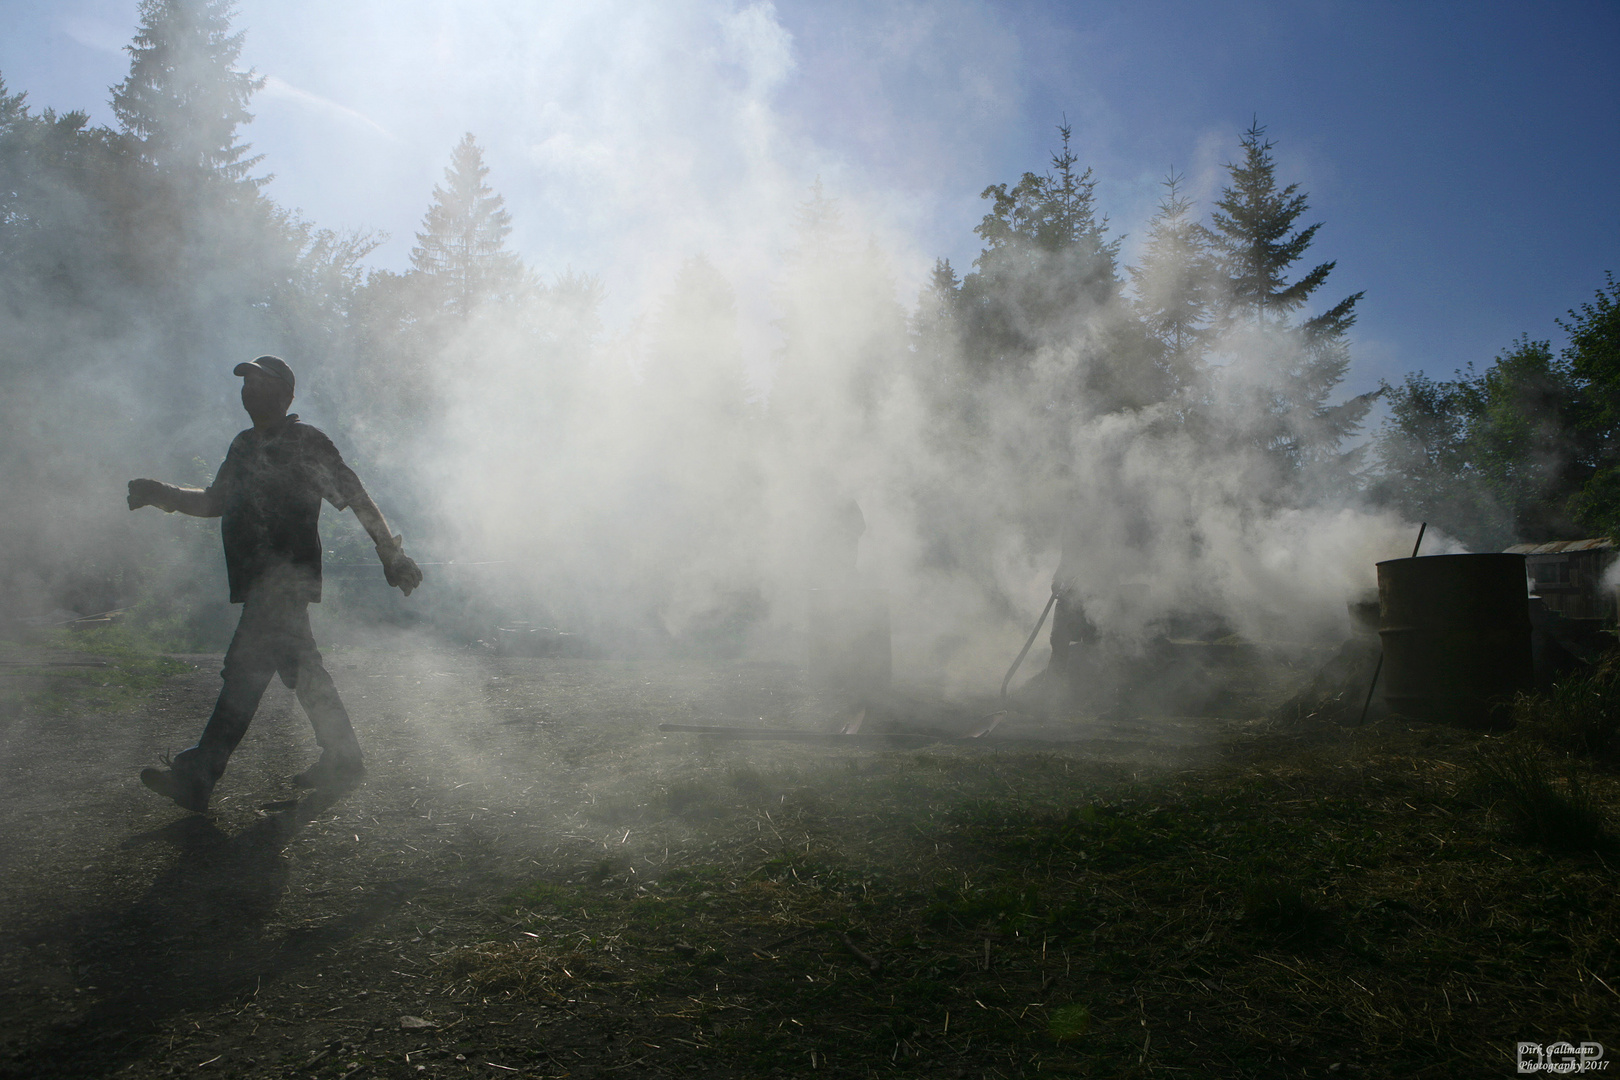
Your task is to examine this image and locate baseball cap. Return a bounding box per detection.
[233,355,295,392]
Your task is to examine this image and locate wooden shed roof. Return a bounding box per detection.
[1503,538,1616,555]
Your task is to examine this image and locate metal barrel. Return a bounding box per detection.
[1376,553,1532,728]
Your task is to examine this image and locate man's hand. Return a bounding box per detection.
[376,534,423,596]
[127,479,168,511]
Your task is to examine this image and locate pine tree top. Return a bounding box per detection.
[1129,171,1216,358]
[110,0,265,184]
[1209,122,1332,324]
[410,133,523,316]
[973,123,1116,268]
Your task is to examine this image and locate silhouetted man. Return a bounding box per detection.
[128,355,422,812]
[1048,550,1099,681]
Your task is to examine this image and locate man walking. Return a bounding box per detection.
[128,355,422,812]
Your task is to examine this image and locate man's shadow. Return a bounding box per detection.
[6,785,419,1079]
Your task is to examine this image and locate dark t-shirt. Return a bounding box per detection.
[206,415,367,604]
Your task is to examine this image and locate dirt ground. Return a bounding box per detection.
[0,629,1612,1079]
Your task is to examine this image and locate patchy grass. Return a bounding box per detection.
[7,643,1613,1078]
[438,721,1619,1078]
[0,625,191,713]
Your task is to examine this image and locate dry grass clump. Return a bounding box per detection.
[1468,739,1614,853]
[1460,654,1620,852]
[1046,1002,1091,1042]
[436,938,595,1002]
[1511,652,1620,758]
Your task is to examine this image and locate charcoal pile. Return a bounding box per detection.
[1271,634,1385,726]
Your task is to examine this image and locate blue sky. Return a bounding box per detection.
[1,0,1615,396]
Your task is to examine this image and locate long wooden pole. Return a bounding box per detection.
[1002,592,1058,701]
[1359,522,1427,724]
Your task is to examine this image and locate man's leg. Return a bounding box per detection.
[141,594,280,811]
[1048,595,1081,675]
[284,606,364,787]
[1046,593,1104,705]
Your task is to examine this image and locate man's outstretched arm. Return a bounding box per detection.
[127,479,223,517]
[347,491,424,596]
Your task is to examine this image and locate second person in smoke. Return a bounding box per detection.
[128,355,423,812]
[1048,540,1100,684]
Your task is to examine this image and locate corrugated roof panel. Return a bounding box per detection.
[1503,538,1616,555]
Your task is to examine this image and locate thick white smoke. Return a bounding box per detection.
[1,0,1433,705]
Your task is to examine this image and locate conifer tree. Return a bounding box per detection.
[410,133,524,317]
[960,124,1120,378]
[1210,122,1363,344]
[110,0,264,185]
[1128,171,1215,397]
[908,258,964,414]
[974,125,1114,271]
[1211,125,1327,324]
[957,124,1162,415]
[789,177,842,264]
[916,258,961,326]
[0,74,26,132]
[1208,122,1369,476]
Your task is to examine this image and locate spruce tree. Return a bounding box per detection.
[1211,123,1335,325]
[110,0,264,185]
[789,177,842,263]
[410,133,524,317]
[957,124,1161,414]
[1208,122,1369,476]
[973,124,1113,272]
[1128,171,1215,398]
[960,124,1120,377]
[0,74,26,132]
[908,258,965,417]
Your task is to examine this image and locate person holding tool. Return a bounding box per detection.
[127,355,423,812]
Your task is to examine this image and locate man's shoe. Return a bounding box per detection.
[140,753,213,813]
[292,754,364,789]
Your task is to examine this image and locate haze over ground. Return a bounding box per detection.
[2,0,1617,693]
[2,0,1615,395]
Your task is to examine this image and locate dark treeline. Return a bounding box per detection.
[1372,276,1620,550]
[3,0,1612,656]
